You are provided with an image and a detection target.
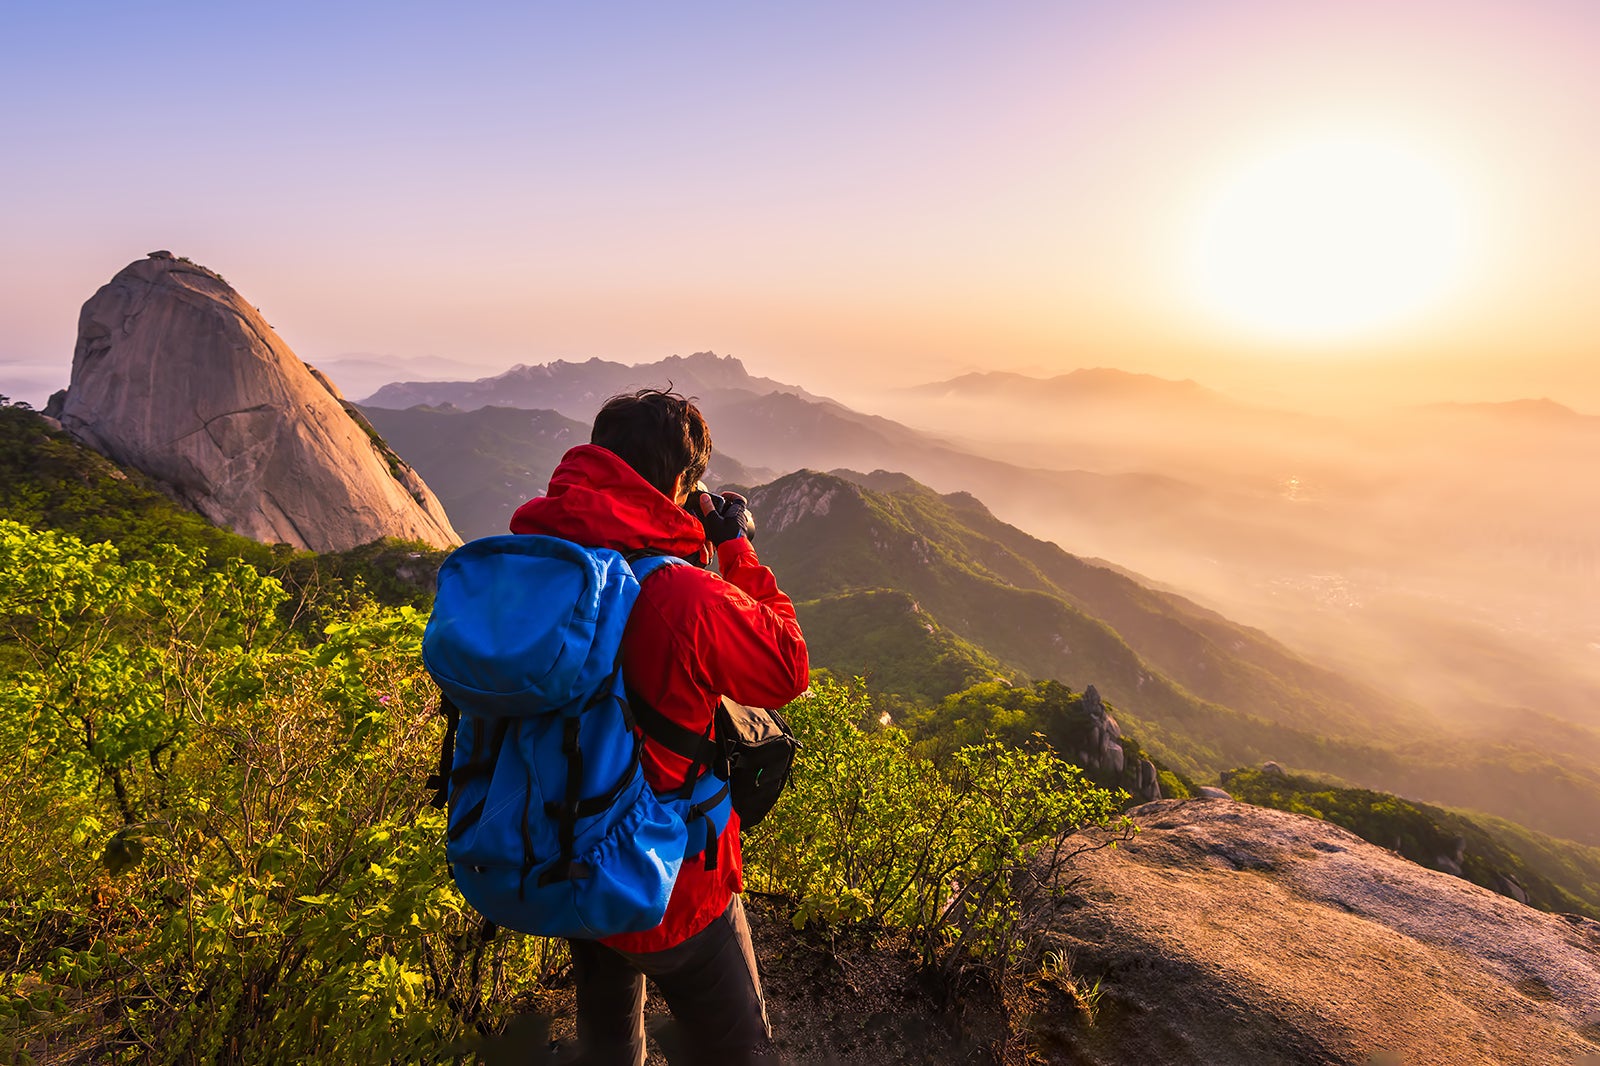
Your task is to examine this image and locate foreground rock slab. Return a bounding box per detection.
[1043,799,1600,1065]
[57,255,460,551]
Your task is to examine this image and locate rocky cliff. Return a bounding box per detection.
[51,254,459,552]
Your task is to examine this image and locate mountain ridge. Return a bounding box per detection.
[746,468,1600,846]
[361,350,823,412]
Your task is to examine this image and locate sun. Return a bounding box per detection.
[1184,131,1475,344]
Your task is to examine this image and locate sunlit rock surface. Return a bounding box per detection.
[1043,799,1600,1065]
[56,255,460,551]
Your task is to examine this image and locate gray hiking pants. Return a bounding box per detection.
[568,895,777,1065]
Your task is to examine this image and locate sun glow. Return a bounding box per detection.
[1185,131,1476,344]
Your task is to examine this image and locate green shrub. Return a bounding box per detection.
[0,522,1125,1060]
[745,678,1129,982]
[0,522,548,1063]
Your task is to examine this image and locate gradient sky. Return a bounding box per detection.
[2,1,1596,410]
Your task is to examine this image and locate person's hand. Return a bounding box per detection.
[697,491,750,546]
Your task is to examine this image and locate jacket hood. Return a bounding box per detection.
[509,444,708,559]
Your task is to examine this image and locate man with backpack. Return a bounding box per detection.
[504,388,808,1065]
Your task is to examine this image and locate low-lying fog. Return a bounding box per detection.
[856,374,1600,744]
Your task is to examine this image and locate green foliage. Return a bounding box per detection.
[1157,769,1195,800]
[794,588,1009,704]
[0,522,1126,1059]
[0,404,443,639]
[0,404,281,569]
[0,523,550,1063]
[1225,767,1600,917]
[745,678,1129,981]
[902,678,1192,804]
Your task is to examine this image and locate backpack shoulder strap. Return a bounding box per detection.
[620,549,719,794]
[625,548,695,581]
[626,683,720,768]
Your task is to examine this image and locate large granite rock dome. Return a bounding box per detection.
[55,254,460,551]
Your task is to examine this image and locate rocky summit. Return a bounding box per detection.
[1042,799,1600,1065]
[52,254,459,551]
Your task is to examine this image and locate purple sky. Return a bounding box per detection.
[3,1,1596,410]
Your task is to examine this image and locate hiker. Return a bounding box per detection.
[506,388,809,1065]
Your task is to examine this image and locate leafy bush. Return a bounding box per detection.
[794,588,1009,704]
[0,404,443,641]
[745,678,1129,983]
[0,524,1126,1060]
[902,678,1194,804]
[0,523,549,1063]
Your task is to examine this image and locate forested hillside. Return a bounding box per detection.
[744,469,1600,848]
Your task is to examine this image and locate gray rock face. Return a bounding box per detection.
[1132,757,1160,803]
[56,257,460,552]
[1076,685,1127,776]
[1045,800,1600,1065]
[1069,685,1161,802]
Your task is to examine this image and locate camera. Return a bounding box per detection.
[685,482,756,539]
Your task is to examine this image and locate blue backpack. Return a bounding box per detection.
[421,534,733,939]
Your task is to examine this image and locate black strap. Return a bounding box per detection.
[625,546,706,571]
[532,684,646,891]
[426,695,461,809]
[627,686,721,769]
[447,797,486,842]
[449,716,510,787]
[537,860,592,887]
[547,729,643,820]
[685,781,730,872]
[518,757,537,899]
[444,717,510,841]
[686,781,730,820]
[557,717,583,862]
[701,820,718,871]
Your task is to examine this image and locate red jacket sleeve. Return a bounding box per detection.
[705,537,810,707]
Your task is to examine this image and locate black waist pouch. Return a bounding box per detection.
[715,698,800,829]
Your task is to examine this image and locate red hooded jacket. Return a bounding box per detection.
[508,445,809,952]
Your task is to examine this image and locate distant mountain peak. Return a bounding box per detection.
[663,350,744,367]
[361,350,816,414]
[1419,398,1584,421]
[905,366,1222,405]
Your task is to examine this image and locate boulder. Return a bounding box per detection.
[1077,685,1126,776]
[55,257,460,552]
[1196,786,1232,800]
[1134,757,1162,803]
[1039,801,1600,1064]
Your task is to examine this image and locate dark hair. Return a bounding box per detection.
[590,387,712,499]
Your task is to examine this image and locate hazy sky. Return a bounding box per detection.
[2,1,1596,410]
